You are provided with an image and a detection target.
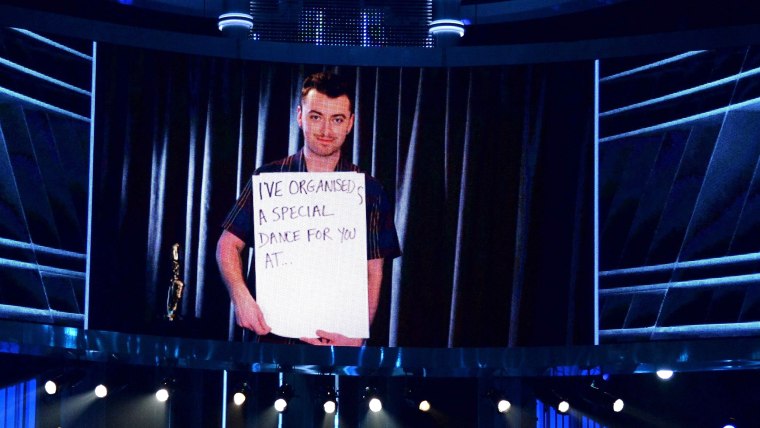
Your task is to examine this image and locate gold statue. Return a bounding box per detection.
[166,243,185,321]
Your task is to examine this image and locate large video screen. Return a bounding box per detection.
[87,42,596,348]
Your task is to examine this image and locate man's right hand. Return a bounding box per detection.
[217,230,272,335]
[232,292,271,335]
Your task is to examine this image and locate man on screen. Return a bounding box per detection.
[216,71,401,347]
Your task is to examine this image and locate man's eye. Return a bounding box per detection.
[333,118,344,124]
[310,115,321,121]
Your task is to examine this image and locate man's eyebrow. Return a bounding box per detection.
[307,109,348,118]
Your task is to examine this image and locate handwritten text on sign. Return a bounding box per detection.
[252,172,368,339]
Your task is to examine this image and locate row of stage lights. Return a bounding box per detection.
[231,384,393,415]
[40,369,681,415]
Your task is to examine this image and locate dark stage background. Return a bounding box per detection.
[89,43,594,347]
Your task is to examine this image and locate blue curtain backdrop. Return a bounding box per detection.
[89,43,594,347]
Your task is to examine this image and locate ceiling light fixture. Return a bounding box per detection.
[428,19,465,38]
[218,12,253,37]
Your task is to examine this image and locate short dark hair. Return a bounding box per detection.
[301,71,354,113]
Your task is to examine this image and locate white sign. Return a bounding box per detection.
[252,172,368,339]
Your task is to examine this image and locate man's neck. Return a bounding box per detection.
[303,147,340,172]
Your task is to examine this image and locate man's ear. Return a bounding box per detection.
[296,104,303,128]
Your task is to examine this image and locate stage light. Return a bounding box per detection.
[558,400,570,413]
[403,386,430,412]
[428,19,465,38]
[274,384,293,413]
[156,388,169,402]
[613,398,624,412]
[369,398,382,412]
[217,12,253,36]
[94,384,108,398]
[155,378,174,402]
[362,387,382,413]
[322,386,337,414]
[43,370,85,396]
[656,369,674,380]
[486,389,511,414]
[44,380,57,395]
[232,382,250,406]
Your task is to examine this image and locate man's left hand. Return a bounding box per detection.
[300,329,364,347]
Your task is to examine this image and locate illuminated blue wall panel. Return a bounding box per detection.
[598,46,760,341]
[0,28,90,326]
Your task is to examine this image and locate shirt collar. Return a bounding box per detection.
[295,147,354,172]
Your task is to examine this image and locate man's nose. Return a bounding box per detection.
[318,119,331,135]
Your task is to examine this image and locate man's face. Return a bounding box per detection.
[297,89,354,158]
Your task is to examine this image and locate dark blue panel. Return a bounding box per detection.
[598,294,632,330]
[0,268,47,310]
[679,110,760,261]
[0,104,62,249]
[0,120,30,243]
[739,283,760,322]
[617,130,689,268]
[646,124,719,264]
[39,273,82,314]
[24,110,85,253]
[599,135,662,270]
[658,288,712,327]
[599,48,747,138]
[624,292,665,329]
[601,83,737,138]
[704,286,745,324]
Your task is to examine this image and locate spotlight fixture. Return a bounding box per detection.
[43,370,85,396]
[233,382,250,406]
[94,384,108,398]
[362,387,382,413]
[558,400,570,413]
[274,384,293,413]
[217,12,253,37]
[428,19,465,38]
[486,389,511,414]
[403,386,430,412]
[155,388,169,402]
[321,386,337,414]
[656,369,674,380]
[155,378,175,402]
[44,380,57,395]
[612,398,624,413]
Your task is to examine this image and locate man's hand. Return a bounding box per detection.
[232,291,271,335]
[217,230,271,335]
[300,329,364,347]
